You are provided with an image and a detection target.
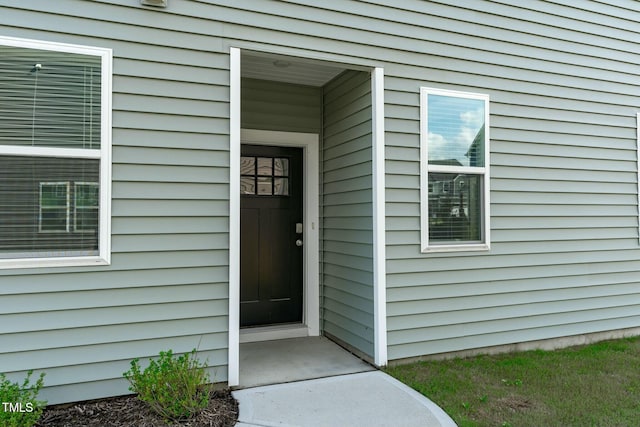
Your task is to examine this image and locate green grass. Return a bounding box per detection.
[385,337,640,427]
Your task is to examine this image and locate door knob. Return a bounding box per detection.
[296,239,303,247]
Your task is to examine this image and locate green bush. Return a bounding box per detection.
[0,370,46,427]
[123,349,210,422]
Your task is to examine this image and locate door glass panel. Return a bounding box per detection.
[257,177,272,195]
[257,158,272,176]
[240,157,255,175]
[274,158,289,176]
[241,155,290,196]
[274,178,289,195]
[241,177,255,195]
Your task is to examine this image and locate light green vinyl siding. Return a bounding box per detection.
[241,78,322,133]
[322,70,374,358]
[0,3,232,404]
[1,0,640,403]
[379,1,640,361]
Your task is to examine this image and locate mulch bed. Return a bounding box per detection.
[35,389,238,427]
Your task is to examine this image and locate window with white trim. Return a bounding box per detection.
[420,87,490,252]
[0,37,111,267]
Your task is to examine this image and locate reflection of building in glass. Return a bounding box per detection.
[466,124,485,167]
[428,156,481,242]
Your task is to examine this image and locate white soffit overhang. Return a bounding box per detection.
[241,52,346,87]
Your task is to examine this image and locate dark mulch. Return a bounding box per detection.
[35,389,238,427]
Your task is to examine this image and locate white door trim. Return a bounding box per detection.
[228,126,320,385]
[228,46,320,385]
[240,129,320,337]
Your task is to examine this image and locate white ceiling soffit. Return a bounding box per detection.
[241,53,346,87]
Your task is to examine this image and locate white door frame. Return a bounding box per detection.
[237,129,320,344]
[228,47,386,386]
[227,62,320,383]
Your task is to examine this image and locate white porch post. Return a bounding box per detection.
[228,47,241,386]
[372,67,388,366]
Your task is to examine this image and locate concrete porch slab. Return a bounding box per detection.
[238,336,374,388]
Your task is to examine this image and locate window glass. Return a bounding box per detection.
[0,46,102,149]
[74,182,99,232]
[40,182,70,232]
[274,158,289,176]
[274,177,289,195]
[257,157,272,176]
[240,156,289,196]
[427,95,485,167]
[240,176,255,195]
[257,176,272,195]
[240,156,255,175]
[0,156,100,257]
[428,173,482,242]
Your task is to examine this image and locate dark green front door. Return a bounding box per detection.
[240,144,303,327]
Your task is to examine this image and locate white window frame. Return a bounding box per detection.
[420,87,490,252]
[39,182,71,233]
[0,36,112,269]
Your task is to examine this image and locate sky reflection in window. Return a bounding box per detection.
[428,95,485,167]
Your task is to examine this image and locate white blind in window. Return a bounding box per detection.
[0,43,103,260]
[0,156,100,258]
[0,46,101,148]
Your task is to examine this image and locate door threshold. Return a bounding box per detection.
[240,323,310,343]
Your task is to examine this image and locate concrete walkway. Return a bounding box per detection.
[233,370,457,427]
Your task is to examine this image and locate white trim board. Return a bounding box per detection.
[228,48,389,384]
[240,128,321,338]
[239,324,309,343]
[371,67,388,366]
[227,47,241,386]
[228,126,320,384]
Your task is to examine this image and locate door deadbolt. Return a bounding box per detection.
[296,239,303,247]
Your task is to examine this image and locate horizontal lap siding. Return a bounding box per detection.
[195,0,637,359]
[380,1,640,360]
[0,3,231,404]
[241,78,322,133]
[1,0,639,401]
[322,70,375,358]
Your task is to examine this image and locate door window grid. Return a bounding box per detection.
[241,156,289,196]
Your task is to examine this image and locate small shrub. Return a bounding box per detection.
[123,349,210,422]
[0,370,46,427]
